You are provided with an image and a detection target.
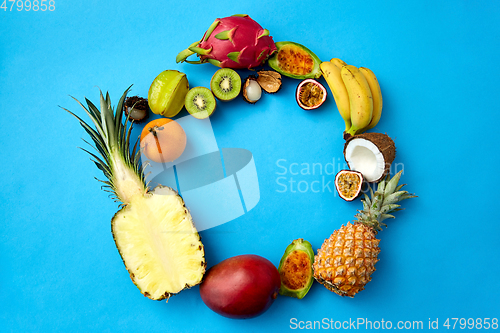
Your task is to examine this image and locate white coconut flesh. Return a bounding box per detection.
[344,138,386,182]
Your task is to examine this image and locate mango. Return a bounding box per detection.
[199,254,281,319]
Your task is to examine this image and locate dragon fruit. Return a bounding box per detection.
[176,14,277,69]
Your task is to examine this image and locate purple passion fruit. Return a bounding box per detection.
[335,170,364,201]
[267,41,322,79]
[296,79,327,110]
[278,239,314,299]
[199,254,281,319]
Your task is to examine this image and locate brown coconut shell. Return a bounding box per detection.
[343,133,396,183]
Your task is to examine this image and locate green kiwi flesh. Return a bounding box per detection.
[210,68,241,101]
[185,87,216,119]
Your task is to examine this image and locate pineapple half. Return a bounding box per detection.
[313,171,416,297]
[63,88,206,300]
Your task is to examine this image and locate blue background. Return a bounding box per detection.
[1,0,499,331]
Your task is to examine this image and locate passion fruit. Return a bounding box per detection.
[296,79,327,110]
[335,170,364,201]
[278,239,314,299]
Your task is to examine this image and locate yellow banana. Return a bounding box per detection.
[359,67,382,131]
[330,58,347,69]
[320,61,351,131]
[341,65,373,137]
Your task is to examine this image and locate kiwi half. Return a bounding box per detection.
[185,87,217,119]
[210,68,241,101]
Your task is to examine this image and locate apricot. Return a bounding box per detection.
[140,118,186,163]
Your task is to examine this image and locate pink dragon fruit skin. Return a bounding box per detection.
[176,14,277,69]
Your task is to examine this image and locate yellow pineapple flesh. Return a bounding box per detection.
[113,187,205,300]
[313,171,415,297]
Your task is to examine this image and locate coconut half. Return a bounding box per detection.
[343,133,396,183]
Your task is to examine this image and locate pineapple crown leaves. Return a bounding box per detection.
[61,86,146,201]
[355,170,417,232]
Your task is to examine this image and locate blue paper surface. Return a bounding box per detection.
[1,1,500,332]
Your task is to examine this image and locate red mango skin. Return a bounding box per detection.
[199,254,281,319]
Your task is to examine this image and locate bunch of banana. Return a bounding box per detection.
[320,58,382,139]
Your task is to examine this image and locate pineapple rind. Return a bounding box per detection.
[112,187,206,300]
[313,223,380,298]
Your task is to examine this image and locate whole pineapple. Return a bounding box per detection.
[63,88,205,301]
[176,14,277,69]
[313,171,415,297]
